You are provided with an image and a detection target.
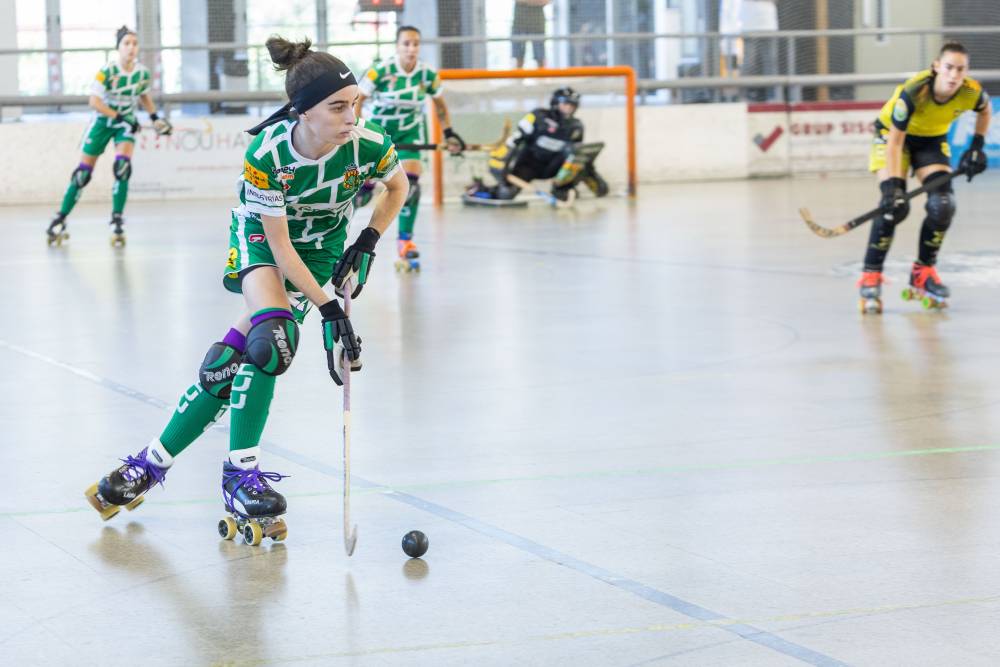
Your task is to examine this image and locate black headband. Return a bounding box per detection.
[247,66,357,136]
[116,27,135,48]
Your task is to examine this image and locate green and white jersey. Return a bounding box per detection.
[237,118,400,249]
[358,56,442,135]
[89,60,152,115]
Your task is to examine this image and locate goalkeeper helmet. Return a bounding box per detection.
[551,87,581,109]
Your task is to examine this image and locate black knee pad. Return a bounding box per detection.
[198,342,245,399]
[246,312,298,376]
[925,180,956,231]
[72,165,93,188]
[405,173,421,207]
[113,156,132,182]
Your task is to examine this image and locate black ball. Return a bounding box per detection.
[402,530,429,558]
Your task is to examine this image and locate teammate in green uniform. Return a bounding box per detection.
[857,42,991,313]
[355,25,465,271]
[47,25,173,247]
[84,36,408,546]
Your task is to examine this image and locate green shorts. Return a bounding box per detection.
[223,210,346,324]
[81,114,136,157]
[389,122,427,163]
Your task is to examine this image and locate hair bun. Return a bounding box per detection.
[266,36,313,72]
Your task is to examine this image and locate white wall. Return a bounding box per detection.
[5,101,965,206]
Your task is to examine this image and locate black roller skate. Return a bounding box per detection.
[857,271,884,314]
[85,447,169,521]
[902,262,949,310]
[218,461,289,546]
[394,232,420,273]
[47,213,69,247]
[110,213,126,247]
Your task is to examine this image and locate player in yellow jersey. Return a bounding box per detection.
[857,42,991,313]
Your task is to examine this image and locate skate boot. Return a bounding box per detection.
[394,232,420,273]
[218,461,288,546]
[902,262,949,310]
[47,213,69,247]
[85,447,169,521]
[857,271,885,314]
[110,213,126,247]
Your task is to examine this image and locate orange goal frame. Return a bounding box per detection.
[429,66,638,206]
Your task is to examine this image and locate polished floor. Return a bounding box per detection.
[5,175,1000,666]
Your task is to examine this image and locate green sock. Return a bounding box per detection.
[398,192,418,236]
[158,383,227,457]
[59,176,85,216]
[229,363,276,452]
[112,179,129,215]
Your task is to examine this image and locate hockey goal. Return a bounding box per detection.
[427,66,637,205]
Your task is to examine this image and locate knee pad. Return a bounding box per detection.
[246,311,299,376]
[198,342,244,399]
[113,156,132,182]
[925,180,956,231]
[405,173,421,207]
[72,164,93,188]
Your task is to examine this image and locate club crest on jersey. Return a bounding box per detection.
[342,163,363,190]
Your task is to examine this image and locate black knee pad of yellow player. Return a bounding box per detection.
[246,312,299,376]
[198,342,244,398]
[924,175,955,230]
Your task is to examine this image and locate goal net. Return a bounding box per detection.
[426,66,637,205]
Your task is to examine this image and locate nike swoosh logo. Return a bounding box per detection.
[340,71,351,79]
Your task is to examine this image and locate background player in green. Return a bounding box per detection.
[84,36,409,546]
[857,42,991,313]
[47,25,173,247]
[355,25,465,271]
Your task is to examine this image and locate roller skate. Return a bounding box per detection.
[218,461,288,546]
[901,262,949,310]
[46,213,69,247]
[857,271,885,314]
[85,447,169,521]
[110,213,126,247]
[394,232,420,273]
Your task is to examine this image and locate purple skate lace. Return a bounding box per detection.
[119,447,168,488]
[222,466,288,510]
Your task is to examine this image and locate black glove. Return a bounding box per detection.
[114,113,140,134]
[320,300,361,386]
[331,226,379,299]
[879,177,909,222]
[444,127,466,153]
[149,112,173,136]
[959,134,987,182]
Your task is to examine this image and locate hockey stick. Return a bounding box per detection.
[800,168,966,238]
[341,279,358,557]
[396,118,512,152]
[506,174,576,209]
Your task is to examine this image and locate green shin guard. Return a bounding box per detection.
[112,179,129,215]
[228,363,277,452]
[398,174,420,236]
[158,384,227,457]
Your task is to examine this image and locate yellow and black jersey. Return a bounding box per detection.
[489,107,584,171]
[877,69,988,137]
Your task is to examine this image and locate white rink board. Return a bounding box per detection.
[1,103,892,205]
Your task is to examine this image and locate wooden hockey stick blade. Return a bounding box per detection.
[800,168,967,239]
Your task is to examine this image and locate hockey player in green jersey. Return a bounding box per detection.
[84,36,409,546]
[47,25,173,247]
[355,25,465,271]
